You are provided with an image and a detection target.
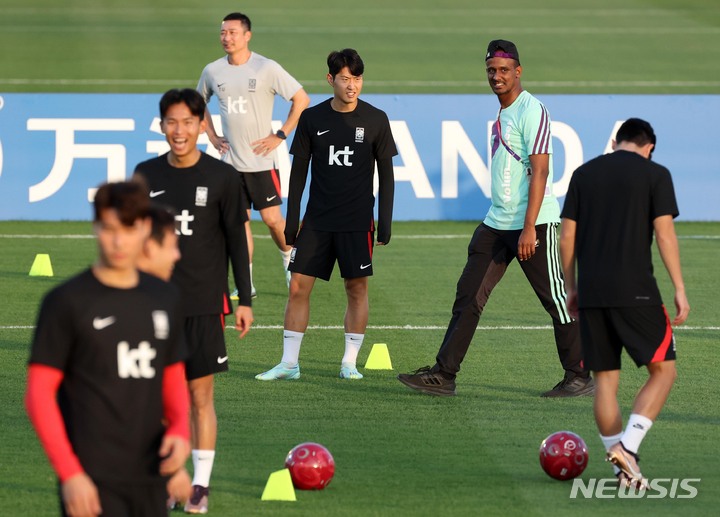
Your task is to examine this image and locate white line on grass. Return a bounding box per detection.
[1,234,718,240]
[3,325,718,331]
[3,79,720,89]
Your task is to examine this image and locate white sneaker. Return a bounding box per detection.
[255,362,300,381]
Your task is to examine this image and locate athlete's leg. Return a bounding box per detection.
[343,276,369,334]
[434,224,509,378]
[188,374,216,489]
[593,369,622,436]
[284,273,317,332]
[518,223,585,378]
[259,205,292,253]
[633,360,677,421]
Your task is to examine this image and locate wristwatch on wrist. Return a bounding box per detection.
[276,130,287,140]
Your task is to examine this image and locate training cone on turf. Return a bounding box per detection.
[29,254,54,277]
[261,468,296,501]
[364,343,393,370]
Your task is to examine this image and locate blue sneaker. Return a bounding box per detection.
[255,362,300,381]
[339,363,363,380]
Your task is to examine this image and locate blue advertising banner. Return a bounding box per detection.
[0,93,716,220]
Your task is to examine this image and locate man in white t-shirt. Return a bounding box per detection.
[198,12,311,297]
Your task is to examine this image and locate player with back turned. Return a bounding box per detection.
[25,181,190,517]
[560,118,690,488]
[133,88,253,514]
[256,48,396,381]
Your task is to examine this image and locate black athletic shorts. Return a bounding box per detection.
[240,169,283,210]
[579,305,676,371]
[60,479,166,517]
[288,229,374,281]
[184,314,229,380]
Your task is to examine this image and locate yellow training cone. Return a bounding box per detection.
[365,343,393,370]
[29,254,54,277]
[261,468,296,501]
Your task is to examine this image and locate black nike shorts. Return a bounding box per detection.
[183,314,229,380]
[240,169,283,210]
[579,305,676,371]
[60,480,166,517]
[289,229,374,281]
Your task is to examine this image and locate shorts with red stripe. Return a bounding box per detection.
[289,229,374,281]
[240,169,283,210]
[578,305,675,371]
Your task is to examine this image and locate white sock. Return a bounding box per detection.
[191,449,216,487]
[280,248,292,269]
[341,333,364,366]
[621,414,653,454]
[600,432,623,475]
[281,330,304,365]
[249,263,255,290]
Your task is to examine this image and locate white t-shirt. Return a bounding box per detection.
[198,52,303,172]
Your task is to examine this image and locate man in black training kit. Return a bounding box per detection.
[398,39,591,397]
[560,118,689,488]
[256,48,396,381]
[26,181,190,517]
[134,88,253,514]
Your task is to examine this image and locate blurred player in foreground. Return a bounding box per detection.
[26,181,190,516]
[256,48,396,381]
[560,118,690,488]
[136,204,193,509]
[134,88,254,514]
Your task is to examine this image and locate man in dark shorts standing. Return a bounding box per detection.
[134,88,254,514]
[26,181,190,516]
[198,12,311,296]
[256,48,396,381]
[560,118,690,488]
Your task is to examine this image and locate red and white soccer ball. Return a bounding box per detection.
[539,431,589,481]
[285,442,335,490]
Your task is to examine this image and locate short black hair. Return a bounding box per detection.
[223,12,251,31]
[616,118,657,148]
[159,88,206,120]
[93,180,150,226]
[147,204,177,245]
[327,49,364,78]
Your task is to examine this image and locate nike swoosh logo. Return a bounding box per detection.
[266,195,277,202]
[317,130,330,136]
[360,263,371,270]
[149,190,165,198]
[93,316,116,330]
[217,83,225,88]
[217,356,229,364]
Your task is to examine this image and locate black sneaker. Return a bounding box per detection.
[397,366,456,397]
[541,375,595,397]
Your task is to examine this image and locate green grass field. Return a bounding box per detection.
[1,0,719,514]
[1,221,718,516]
[1,0,719,94]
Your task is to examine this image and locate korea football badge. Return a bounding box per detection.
[355,127,365,143]
[195,186,208,207]
[151,310,170,340]
[248,78,257,92]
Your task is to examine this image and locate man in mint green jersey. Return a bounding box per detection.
[398,39,592,398]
